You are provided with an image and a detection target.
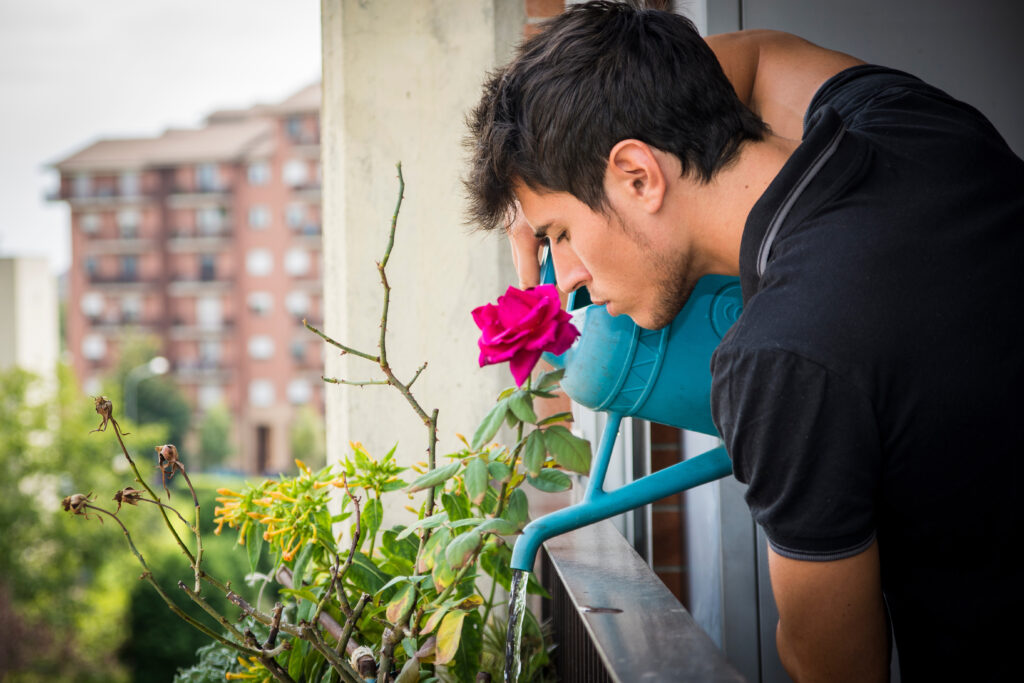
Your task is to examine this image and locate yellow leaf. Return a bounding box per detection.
[421,606,449,635]
[434,610,467,666]
[385,583,416,623]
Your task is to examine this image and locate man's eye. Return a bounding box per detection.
[554,231,569,244]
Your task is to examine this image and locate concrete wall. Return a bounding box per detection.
[320,1,523,519]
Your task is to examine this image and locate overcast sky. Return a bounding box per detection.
[0,0,321,275]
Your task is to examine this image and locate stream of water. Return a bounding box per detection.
[503,569,528,683]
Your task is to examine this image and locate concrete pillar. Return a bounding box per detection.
[320,1,524,519]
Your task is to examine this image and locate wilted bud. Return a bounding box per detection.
[62,492,93,514]
[156,444,180,467]
[113,487,144,511]
[91,396,114,432]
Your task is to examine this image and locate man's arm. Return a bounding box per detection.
[705,30,865,139]
[767,540,890,683]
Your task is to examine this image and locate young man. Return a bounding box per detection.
[464,2,1023,681]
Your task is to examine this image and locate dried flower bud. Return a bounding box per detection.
[62,492,93,514]
[156,444,180,467]
[113,487,144,511]
[91,396,114,432]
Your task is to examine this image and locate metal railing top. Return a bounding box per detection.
[542,519,745,683]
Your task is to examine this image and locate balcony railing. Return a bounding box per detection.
[539,519,745,682]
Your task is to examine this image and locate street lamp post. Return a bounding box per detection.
[124,356,170,423]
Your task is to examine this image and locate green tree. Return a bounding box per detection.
[197,403,233,471]
[0,365,165,682]
[110,334,192,451]
[289,404,326,466]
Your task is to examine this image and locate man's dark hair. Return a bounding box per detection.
[464,0,768,231]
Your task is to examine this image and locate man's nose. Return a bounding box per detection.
[551,248,590,295]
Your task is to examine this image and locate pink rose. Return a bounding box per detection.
[472,284,580,387]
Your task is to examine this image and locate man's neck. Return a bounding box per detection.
[677,134,799,277]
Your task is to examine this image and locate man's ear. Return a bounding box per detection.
[606,139,667,213]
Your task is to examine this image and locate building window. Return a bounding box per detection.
[120,171,140,197]
[249,379,275,407]
[199,340,221,366]
[117,209,140,238]
[289,339,306,363]
[247,291,273,315]
[284,248,310,276]
[196,163,220,192]
[286,203,306,229]
[248,335,274,360]
[73,173,92,198]
[285,116,303,142]
[121,294,142,323]
[120,255,138,281]
[283,159,308,187]
[81,213,101,234]
[197,207,226,235]
[249,205,270,230]
[247,161,270,186]
[246,249,273,277]
[198,385,223,410]
[85,256,99,279]
[287,379,312,405]
[199,254,217,281]
[284,291,310,317]
[81,292,104,318]
[81,333,106,360]
[196,296,222,330]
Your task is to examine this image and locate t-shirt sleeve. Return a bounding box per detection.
[711,346,881,561]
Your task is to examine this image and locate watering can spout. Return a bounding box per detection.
[509,413,733,571]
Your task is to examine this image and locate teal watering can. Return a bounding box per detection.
[509,256,743,571]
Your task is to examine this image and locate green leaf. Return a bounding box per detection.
[508,391,538,424]
[543,425,591,474]
[422,605,449,635]
[288,638,309,680]
[504,488,529,528]
[487,460,511,483]
[481,543,514,590]
[407,461,461,493]
[451,610,484,683]
[441,491,472,522]
[537,411,573,426]
[444,530,481,570]
[291,542,314,588]
[381,527,420,569]
[434,610,468,665]
[522,429,546,477]
[396,511,447,540]
[535,368,565,390]
[527,468,573,492]
[418,527,450,573]
[385,582,416,623]
[471,398,509,450]
[402,636,418,658]
[346,551,390,595]
[449,516,485,528]
[246,523,263,573]
[359,497,384,550]
[527,569,551,598]
[476,517,519,536]
[464,457,489,505]
[278,587,318,603]
[432,556,456,593]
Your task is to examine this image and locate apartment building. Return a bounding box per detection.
[53,84,324,473]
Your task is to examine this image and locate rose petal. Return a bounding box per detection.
[509,349,543,387]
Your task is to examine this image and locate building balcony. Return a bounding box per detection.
[168,318,235,340]
[290,182,321,201]
[167,274,232,295]
[52,187,152,206]
[174,359,232,382]
[167,187,232,208]
[167,229,234,252]
[86,273,152,290]
[86,315,161,331]
[81,236,157,254]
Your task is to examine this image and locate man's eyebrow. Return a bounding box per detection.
[532,223,551,239]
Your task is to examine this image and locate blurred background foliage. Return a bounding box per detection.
[0,366,259,682]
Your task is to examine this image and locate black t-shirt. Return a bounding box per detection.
[710,65,1024,681]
